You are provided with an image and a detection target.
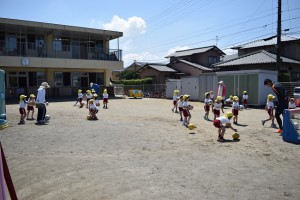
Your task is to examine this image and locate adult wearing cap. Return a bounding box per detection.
[217,80,226,108]
[264,79,289,133]
[36,82,50,124]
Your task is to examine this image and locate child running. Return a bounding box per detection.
[177,95,184,121]
[26,94,36,120]
[103,88,109,109]
[261,94,276,128]
[182,94,192,127]
[203,92,211,120]
[213,96,223,120]
[172,90,180,113]
[242,91,249,109]
[19,94,27,124]
[232,96,240,124]
[213,111,238,142]
[86,90,93,109]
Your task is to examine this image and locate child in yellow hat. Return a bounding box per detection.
[182,94,192,127]
[232,96,240,124]
[86,90,93,109]
[19,94,27,124]
[172,90,180,113]
[26,94,36,120]
[242,91,249,109]
[103,88,109,109]
[213,96,224,120]
[213,111,238,142]
[261,94,276,128]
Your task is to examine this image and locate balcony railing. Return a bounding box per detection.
[0,40,122,61]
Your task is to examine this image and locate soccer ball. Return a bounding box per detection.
[87,115,92,120]
[188,105,194,110]
[232,132,240,140]
[188,123,196,130]
[239,105,244,110]
[45,115,50,121]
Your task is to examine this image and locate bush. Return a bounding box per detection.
[113,78,153,85]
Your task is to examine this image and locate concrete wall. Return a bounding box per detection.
[165,80,181,98]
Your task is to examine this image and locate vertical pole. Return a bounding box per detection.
[276,0,282,72]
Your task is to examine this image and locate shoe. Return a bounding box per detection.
[180,118,183,121]
[175,110,179,113]
[217,137,225,142]
[270,123,276,128]
[275,129,283,134]
[172,108,174,113]
[261,120,265,126]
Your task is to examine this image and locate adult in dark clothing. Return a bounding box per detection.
[264,79,289,133]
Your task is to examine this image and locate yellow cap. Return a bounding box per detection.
[183,94,190,100]
[243,91,247,94]
[225,111,233,118]
[173,90,179,95]
[91,89,95,92]
[86,90,91,94]
[216,96,222,101]
[233,96,239,101]
[20,94,27,100]
[78,89,82,93]
[267,94,275,99]
[29,94,36,98]
[103,89,107,94]
[93,94,98,97]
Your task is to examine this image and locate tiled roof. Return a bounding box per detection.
[166,45,225,58]
[179,60,212,71]
[213,50,300,67]
[144,65,177,72]
[231,35,300,50]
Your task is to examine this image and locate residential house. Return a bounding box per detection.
[165,45,226,76]
[213,35,300,81]
[0,18,123,99]
[137,63,176,84]
[111,61,147,81]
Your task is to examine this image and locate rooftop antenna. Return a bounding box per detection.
[216,36,219,46]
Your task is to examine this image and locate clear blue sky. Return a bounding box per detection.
[1,0,299,67]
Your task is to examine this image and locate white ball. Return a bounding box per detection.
[239,105,244,110]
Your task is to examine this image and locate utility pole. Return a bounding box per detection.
[276,0,282,73]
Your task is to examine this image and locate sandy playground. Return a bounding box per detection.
[0,98,300,200]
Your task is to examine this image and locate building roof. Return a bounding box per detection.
[143,65,177,72]
[213,50,300,67]
[231,35,300,50]
[178,60,213,71]
[0,17,123,40]
[165,45,225,58]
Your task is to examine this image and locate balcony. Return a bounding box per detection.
[0,40,122,61]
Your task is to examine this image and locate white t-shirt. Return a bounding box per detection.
[183,101,189,109]
[213,102,222,110]
[225,98,232,103]
[243,94,248,100]
[289,102,296,109]
[267,101,274,109]
[216,116,230,124]
[173,95,178,101]
[210,94,214,99]
[19,101,26,108]
[204,98,211,105]
[78,93,83,98]
[178,100,183,108]
[86,94,93,99]
[232,101,239,109]
[103,94,109,98]
[90,103,98,110]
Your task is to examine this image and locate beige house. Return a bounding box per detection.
[166,45,225,76]
[0,18,123,98]
[137,64,176,84]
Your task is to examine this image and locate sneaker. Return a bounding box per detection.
[275,129,283,134]
[180,118,183,121]
[270,123,276,128]
[217,137,225,142]
[261,120,265,126]
[175,110,179,113]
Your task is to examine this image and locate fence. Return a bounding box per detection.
[113,84,166,98]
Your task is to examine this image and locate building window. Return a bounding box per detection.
[7,71,28,87]
[54,72,71,86]
[28,72,45,87]
[208,56,217,65]
[53,38,62,51]
[72,72,89,87]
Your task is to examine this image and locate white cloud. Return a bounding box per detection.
[102,15,146,38]
[123,52,167,68]
[166,46,190,57]
[222,48,238,55]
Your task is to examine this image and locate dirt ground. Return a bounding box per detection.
[0,98,300,200]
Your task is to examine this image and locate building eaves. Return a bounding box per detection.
[231,35,300,50]
[213,50,300,67]
[165,45,225,58]
[179,60,213,71]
